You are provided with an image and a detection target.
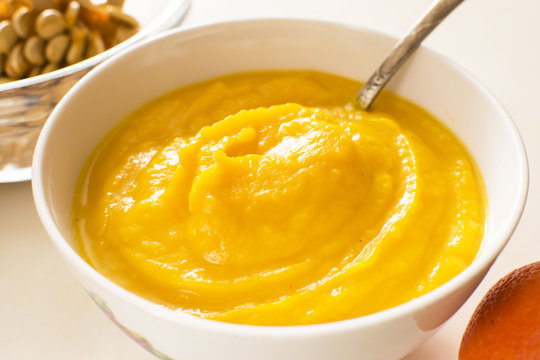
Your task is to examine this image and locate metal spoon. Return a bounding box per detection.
[355,0,465,110]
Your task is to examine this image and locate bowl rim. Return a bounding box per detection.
[32,17,529,338]
[0,0,192,92]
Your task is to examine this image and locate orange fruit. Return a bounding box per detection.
[459,261,540,359]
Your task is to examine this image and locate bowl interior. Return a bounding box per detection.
[33,19,527,329]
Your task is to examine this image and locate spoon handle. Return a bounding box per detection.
[355,0,465,110]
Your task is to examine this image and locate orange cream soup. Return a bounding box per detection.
[73,71,485,325]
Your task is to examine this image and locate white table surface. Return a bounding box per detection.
[2,0,539,359]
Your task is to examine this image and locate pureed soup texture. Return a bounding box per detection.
[73,71,485,326]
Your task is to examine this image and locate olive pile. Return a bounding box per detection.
[0,0,138,82]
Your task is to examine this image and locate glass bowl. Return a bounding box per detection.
[0,0,191,182]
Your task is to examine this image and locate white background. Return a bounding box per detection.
[2,0,539,359]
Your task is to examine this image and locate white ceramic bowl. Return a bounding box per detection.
[0,0,191,183]
[32,19,528,360]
